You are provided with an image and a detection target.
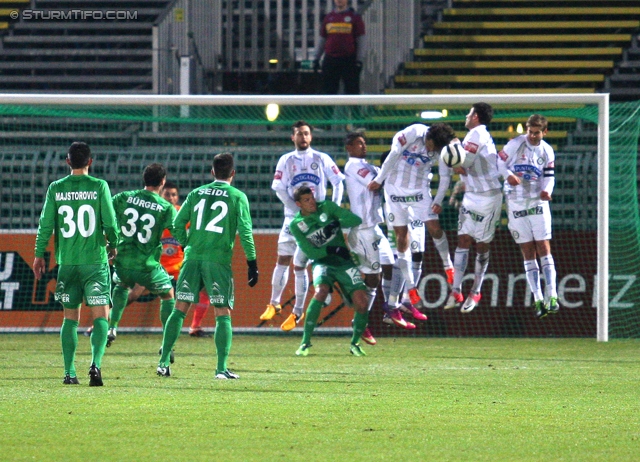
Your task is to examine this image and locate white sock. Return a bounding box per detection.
[540,254,557,298]
[524,259,544,301]
[452,248,469,292]
[270,264,289,306]
[471,251,490,294]
[396,250,415,289]
[366,286,377,312]
[411,259,422,289]
[432,234,453,268]
[389,264,405,306]
[293,268,309,316]
[381,276,392,302]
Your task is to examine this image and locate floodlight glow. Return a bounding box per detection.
[266,103,280,122]
[420,111,443,119]
[269,59,278,64]
[516,123,524,133]
[441,109,448,117]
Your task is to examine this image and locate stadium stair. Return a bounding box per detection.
[0,0,173,93]
[388,0,640,98]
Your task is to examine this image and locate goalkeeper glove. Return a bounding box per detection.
[326,246,351,260]
[247,259,259,287]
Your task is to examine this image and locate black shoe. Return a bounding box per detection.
[189,329,211,338]
[158,347,176,364]
[88,364,103,387]
[63,374,80,385]
[156,365,171,377]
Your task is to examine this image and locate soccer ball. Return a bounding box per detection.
[440,143,466,168]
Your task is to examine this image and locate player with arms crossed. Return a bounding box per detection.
[368,122,456,311]
[157,153,258,379]
[498,114,558,318]
[289,186,369,357]
[445,102,502,313]
[263,120,345,331]
[107,164,177,348]
[33,142,118,386]
[343,132,396,345]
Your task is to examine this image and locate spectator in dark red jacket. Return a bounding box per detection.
[314,0,366,95]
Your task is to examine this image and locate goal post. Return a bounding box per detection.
[0,93,619,340]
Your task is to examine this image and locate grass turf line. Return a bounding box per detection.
[0,335,639,461]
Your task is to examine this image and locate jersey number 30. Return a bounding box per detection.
[194,199,227,233]
[59,204,96,238]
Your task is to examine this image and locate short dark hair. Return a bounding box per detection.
[67,142,91,169]
[143,163,167,187]
[213,152,234,179]
[426,123,456,151]
[294,185,313,202]
[163,180,178,192]
[345,131,365,146]
[472,102,493,126]
[527,114,548,131]
[292,120,312,134]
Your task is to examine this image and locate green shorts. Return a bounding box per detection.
[113,264,173,295]
[312,260,367,305]
[55,263,112,308]
[175,260,235,309]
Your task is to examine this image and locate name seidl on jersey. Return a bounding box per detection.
[55,191,98,201]
[197,188,230,197]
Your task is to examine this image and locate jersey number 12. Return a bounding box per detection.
[194,199,228,233]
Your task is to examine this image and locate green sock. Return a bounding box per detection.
[160,309,186,366]
[160,298,176,329]
[90,317,108,369]
[301,298,323,345]
[351,310,369,345]
[109,285,130,329]
[214,315,232,373]
[60,318,79,377]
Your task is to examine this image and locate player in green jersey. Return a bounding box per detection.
[288,186,370,357]
[157,153,258,379]
[108,163,177,347]
[33,142,119,386]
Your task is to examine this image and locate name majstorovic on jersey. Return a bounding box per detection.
[55,191,98,201]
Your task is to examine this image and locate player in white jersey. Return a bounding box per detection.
[262,120,345,330]
[498,114,558,319]
[368,123,456,311]
[343,132,396,344]
[445,103,503,313]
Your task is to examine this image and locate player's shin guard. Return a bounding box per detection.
[471,251,490,294]
[301,298,323,346]
[60,318,79,377]
[524,259,544,301]
[160,309,186,365]
[432,234,453,269]
[109,285,129,329]
[90,317,108,369]
[540,254,557,298]
[351,310,369,345]
[452,248,470,291]
[214,315,232,374]
[160,298,175,329]
[270,264,289,305]
[293,269,309,315]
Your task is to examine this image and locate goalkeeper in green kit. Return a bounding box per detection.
[33,142,118,386]
[157,153,258,379]
[288,186,370,357]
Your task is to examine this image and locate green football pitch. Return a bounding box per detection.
[1,334,638,461]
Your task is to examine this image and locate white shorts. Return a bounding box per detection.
[384,185,438,227]
[506,198,552,244]
[408,219,426,253]
[277,218,310,267]
[458,190,502,244]
[348,225,395,274]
